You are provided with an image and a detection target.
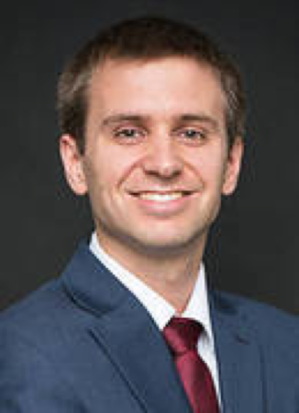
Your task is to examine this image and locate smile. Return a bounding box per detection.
[128,190,197,217]
[138,192,187,202]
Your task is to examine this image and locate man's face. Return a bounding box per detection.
[61,57,243,257]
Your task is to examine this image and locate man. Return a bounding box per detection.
[0,16,298,412]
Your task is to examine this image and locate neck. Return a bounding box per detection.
[96,231,206,313]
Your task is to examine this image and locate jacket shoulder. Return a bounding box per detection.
[213,289,298,328]
[0,276,92,348]
[212,290,299,356]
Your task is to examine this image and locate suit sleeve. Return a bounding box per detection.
[0,327,82,412]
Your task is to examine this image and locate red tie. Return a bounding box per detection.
[163,317,220,413]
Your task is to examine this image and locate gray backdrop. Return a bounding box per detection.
[1,0,298,314]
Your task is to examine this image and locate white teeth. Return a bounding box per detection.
[139,192,184,202]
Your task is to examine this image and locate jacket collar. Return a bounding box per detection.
[62,241,192,413]
[62,241,129,315]
[210,292,265,413]
[62,242,265,413]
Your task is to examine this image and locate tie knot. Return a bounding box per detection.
[163,317,202,356]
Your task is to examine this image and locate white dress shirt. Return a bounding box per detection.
[90,232,222,404]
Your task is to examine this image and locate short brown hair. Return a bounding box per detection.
[57,16,245,152]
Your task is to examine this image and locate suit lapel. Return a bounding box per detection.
[210,292,265,413]
[89,294,192,413]
[62,242,191,413]
[63,243,266,412]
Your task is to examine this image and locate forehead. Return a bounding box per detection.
[87,57,226,122]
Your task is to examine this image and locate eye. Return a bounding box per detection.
[114,127,145,143]
[177,128,207,143]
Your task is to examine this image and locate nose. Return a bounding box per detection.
[142,135,183,179]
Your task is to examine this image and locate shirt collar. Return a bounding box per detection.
[89,232,214,345]
[182,266,214,343]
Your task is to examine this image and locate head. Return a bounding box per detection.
[57,16,245,153]
[58,16,244,266]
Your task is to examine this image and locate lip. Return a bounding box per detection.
[134,190,191,200]
[128,190,198,216]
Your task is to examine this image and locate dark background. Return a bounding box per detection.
[1,0,298,314]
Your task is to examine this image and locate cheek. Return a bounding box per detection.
[100,145,145,186]
[83,149,135,198]
[190,148,227,186]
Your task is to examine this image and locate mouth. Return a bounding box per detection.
[127,189,199,216]
[135,191,191,202]
[128,190,196,203]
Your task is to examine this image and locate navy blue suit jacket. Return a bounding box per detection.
[0,242,298,412]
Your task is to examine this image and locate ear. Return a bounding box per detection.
[59,134,88,195]
[222,137,244,195]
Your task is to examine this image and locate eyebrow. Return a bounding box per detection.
[179,114,220,131]
[101,114,146,127]
[101,113,220,131]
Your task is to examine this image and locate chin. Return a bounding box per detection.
[128,231,205,258]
